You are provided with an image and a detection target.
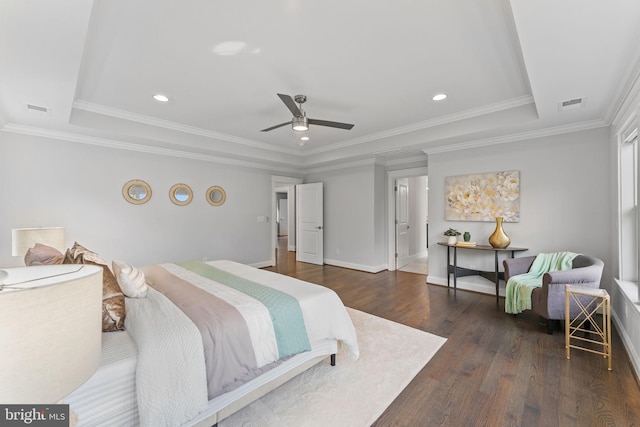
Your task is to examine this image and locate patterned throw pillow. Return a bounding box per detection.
[63,242,126,332]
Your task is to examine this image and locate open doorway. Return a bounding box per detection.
[387,167,429,274]
[396,176,428,274]
[271,176,302,267]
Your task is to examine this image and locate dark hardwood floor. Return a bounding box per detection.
[266,237,640,427]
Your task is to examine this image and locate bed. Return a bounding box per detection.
[64,259,359,427]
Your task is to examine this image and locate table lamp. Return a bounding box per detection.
[11,227,66,257]
[0,264,103,404]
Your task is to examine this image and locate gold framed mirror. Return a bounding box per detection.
[206,185,226,206]
[169,183,193,206]
[122,179,152,205]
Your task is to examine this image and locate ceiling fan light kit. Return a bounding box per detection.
[292,116,308,131]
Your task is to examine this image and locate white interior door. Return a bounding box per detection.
[396,178,410,269]
[296,183,324,265]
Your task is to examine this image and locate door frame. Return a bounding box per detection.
[271,175,303,266]
[387,167,428,270]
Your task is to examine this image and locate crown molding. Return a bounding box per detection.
[73,100,300,156]
[72,97,535,162]
[1,124,303,175]
[384,154,428,167]
[303,95,535,156]
[608,53,640,128]
[304,158,379,175]
[423,119,608,155]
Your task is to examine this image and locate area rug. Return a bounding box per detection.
[220,308,447,427]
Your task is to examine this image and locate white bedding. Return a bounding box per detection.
[125,286,209,427]
[67,261,359,427]
[206,260,359,360]
[65,331,138,426]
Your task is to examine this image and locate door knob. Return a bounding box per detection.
[316,226,323,230]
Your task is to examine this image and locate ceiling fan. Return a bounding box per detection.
[261,94,354,132]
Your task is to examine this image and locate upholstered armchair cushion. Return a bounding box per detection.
[504,254,604,322]
[503,256,535,282]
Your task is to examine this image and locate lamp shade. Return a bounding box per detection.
[12,227,65,256]
[0,264,103,403]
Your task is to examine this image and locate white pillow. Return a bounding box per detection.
[112,260,148,298]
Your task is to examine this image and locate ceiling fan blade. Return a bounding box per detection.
[308,118,354,130]
[277,93,302,117]
[261,121,292,132]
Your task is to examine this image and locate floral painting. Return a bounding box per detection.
[445,170,520,222]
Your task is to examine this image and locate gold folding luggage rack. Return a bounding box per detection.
[565,285,612,371]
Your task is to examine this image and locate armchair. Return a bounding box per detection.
[503,254,604,334]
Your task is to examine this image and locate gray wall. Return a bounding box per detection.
[0,132,274,267]
[306,162,387,272]
[426,127,612,296]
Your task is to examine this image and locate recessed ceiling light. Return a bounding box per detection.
[213,41,247,56]
[153,94,170,102]
[300,136,310,141]
[432,93,447,101]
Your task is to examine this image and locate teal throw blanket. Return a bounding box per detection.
[178,261,311,358]
[504,251,579,314]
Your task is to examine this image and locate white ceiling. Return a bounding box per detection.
[1,0,640,173]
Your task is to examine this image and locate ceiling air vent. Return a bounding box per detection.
[374,148,412,159]
[558,97,586,111]
[25,103,50,116]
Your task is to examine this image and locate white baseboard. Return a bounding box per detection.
[249,260,274,269]
[404,250,429,264]
[323,258,388,273]
[612,310,640,380]
[427,275,504,297]
[612,279,640,381]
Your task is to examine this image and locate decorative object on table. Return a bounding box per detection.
[0,264,103,404]
[456,241,476,247]
[463,231,471,242]
[443,228,461,245]
[488,216,510,248]
[445,170,520,222]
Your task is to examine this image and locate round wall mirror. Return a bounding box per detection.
[122,179,152,205]
[206,185,227,206]
[169,183,193,206]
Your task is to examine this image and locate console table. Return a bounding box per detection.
[437,242,528,303]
